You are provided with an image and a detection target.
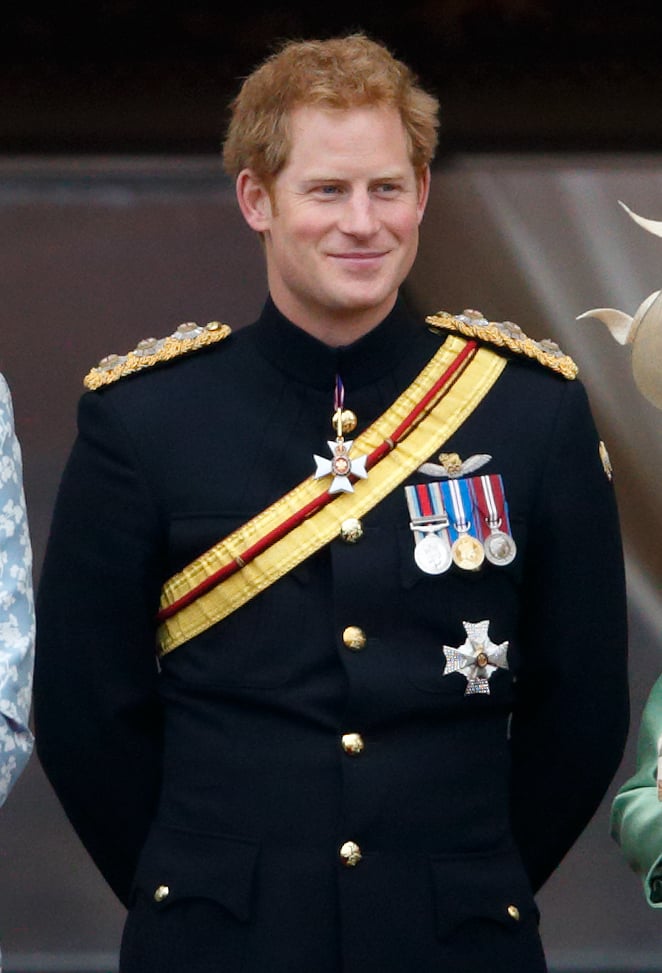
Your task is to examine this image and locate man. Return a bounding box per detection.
[34,33,629,973]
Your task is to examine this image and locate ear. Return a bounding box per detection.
[416,166,431,224]
[236,169,273,233]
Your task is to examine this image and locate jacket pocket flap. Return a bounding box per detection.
[431,847,537,939]
[131,824,259,921]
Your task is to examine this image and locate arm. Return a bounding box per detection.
[34,389,166,905]
[610,673,662,907]
[0,374,35,805]
[509,377,629,891]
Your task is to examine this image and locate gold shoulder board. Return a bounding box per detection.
[84,320,232,390]
[426,309,578,380]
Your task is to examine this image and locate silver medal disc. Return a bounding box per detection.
[484,530,517,566]
[414,534,452,575]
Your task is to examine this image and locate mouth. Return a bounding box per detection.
[328,251,391,272]
[331,251,388,260]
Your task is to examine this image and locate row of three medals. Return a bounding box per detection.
[406,472,517,576]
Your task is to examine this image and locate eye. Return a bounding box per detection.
[315,184,343,197]
[374,182,402,196]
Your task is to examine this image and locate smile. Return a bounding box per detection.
[329,251,389,262]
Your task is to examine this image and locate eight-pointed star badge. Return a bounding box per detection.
[442,620,509,695]
[313,441,368,494]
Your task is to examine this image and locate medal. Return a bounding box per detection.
[313,376,367,494]
[452,532,485,571]
[483,530,517,566]
[441,478,484,571]
[405,482,452,574]
[470,474,517,566]
[414,530,452,574]
[442,619,509,696]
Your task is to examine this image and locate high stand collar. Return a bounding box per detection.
[248,294,427,392]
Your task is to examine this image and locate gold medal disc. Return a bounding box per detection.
[452,533,485,571]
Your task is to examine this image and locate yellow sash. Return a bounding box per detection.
[157,336,506,655]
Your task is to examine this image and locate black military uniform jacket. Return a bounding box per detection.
[35,296,629,973]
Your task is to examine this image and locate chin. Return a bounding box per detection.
[335,282,397,310]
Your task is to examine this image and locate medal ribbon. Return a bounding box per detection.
[404,482,450,543]
[469,474,511,543]
[333,375,345,438]
[441,478,475,544]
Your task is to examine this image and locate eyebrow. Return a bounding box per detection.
[299,173,408,185]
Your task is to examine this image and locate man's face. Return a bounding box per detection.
[238,104,430,345]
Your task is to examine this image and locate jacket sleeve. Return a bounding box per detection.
[508,376,629,891]
[34,389,166,906]
[610,673,662,907]
[0,373,35,805]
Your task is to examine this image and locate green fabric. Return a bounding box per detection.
[611,673,662,908]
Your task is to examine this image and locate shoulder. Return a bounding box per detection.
[426,308,578,380]
[83,320,232,391]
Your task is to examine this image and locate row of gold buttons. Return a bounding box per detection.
[336,613,522,916]
[339,492,365,865]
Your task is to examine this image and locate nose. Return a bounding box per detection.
[337,190,380,238]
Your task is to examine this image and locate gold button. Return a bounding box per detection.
[342,626,366,651]
[341,732,365,755]
[154,885,170,903]
[339,841,362,867]
[332,409,358,435]
[507,904,520,921]
[340,409,357,434]
[340,518,363,544]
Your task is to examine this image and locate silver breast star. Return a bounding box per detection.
[442,620,509,695]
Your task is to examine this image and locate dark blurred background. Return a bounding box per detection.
[1,0,661,155]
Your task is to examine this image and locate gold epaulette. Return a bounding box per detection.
[426,309,578,380]
[84,320,232,390]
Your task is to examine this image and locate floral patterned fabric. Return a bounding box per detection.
[0,372,34,807]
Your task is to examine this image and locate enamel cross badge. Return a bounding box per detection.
[442,620,509,695]
[313,440,368,494]
[313,376,367,494]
